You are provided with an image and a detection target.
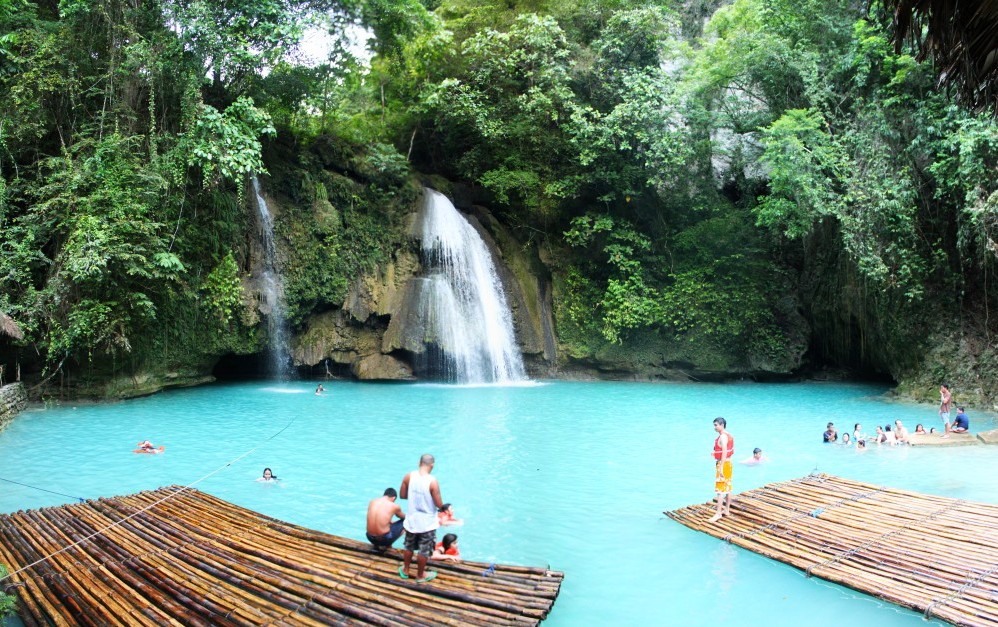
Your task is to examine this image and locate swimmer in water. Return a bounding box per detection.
[134,440,165,454]
[257,467,278,482]
[437,503,464,526]
[740,448,769,464]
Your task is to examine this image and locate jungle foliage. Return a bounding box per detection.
[0,0,410,385]
[0,564,14,618]
[353,0,998,374]
[3,0,998,385]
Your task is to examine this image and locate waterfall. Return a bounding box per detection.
[416,188,526,384]
[251,176,292,379]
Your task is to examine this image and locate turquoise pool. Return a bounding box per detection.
[0,380,994,625]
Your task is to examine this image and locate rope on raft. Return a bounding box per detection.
[0,477,86,503]
[924,558,998,620]
[0,414,296,584]
[722,485,887,544]
[804,500,967,577]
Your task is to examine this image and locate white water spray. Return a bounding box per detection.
[417,189,526,383]
[251,176,292,379]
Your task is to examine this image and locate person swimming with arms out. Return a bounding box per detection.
[135,440,165,454]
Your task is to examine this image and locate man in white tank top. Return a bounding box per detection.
[399,453,444,582]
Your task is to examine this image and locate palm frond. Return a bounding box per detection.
[886,0,998,112]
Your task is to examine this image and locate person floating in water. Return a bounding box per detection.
[366,488,405,552]
[257,468,278,482]
[437,503,463,526]
[432,533,461,562]
[740,448,768,465]
[134,440,165,454]
[709,417,734,523]
[315,384,325,395]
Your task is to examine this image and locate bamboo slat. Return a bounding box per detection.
[0,486,564,626]
[666,473,998,627]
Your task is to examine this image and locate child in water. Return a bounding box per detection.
[438,503,464,526]
[433,533,461,562]
[257,468,278,482]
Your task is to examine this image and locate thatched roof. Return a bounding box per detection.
[0,311,22,341]
[667,473,998,625]
[886,0,998,112]
[0,486,564,626]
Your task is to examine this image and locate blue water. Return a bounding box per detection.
[0,380,995,626]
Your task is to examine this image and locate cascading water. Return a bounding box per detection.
[251,176,292,379]
[415,188,526,384]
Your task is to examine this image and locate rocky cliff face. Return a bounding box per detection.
[286,184,813,383]
[290,188,557,380]
[0,383,27,432]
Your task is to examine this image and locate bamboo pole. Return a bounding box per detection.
[0,487,563,627]
[32,507,147,626]
[69,504,238,626]
[57,508,188,626]
[667,474,998,627]
[0,520,66,626]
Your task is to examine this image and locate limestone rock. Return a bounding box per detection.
[101,372,215,400]
[909,432,979,447]
[0,382,27,432]
[351,353,415,381]
[459,202,557,364]
[292,310,381,367]
[343,249,420,323]
[977,428,998,444]
[382,279,431,355]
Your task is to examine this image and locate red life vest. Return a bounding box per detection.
[713,433,734,460]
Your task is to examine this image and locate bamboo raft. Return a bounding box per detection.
[666,473,998,626]
[0,486,563,626]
